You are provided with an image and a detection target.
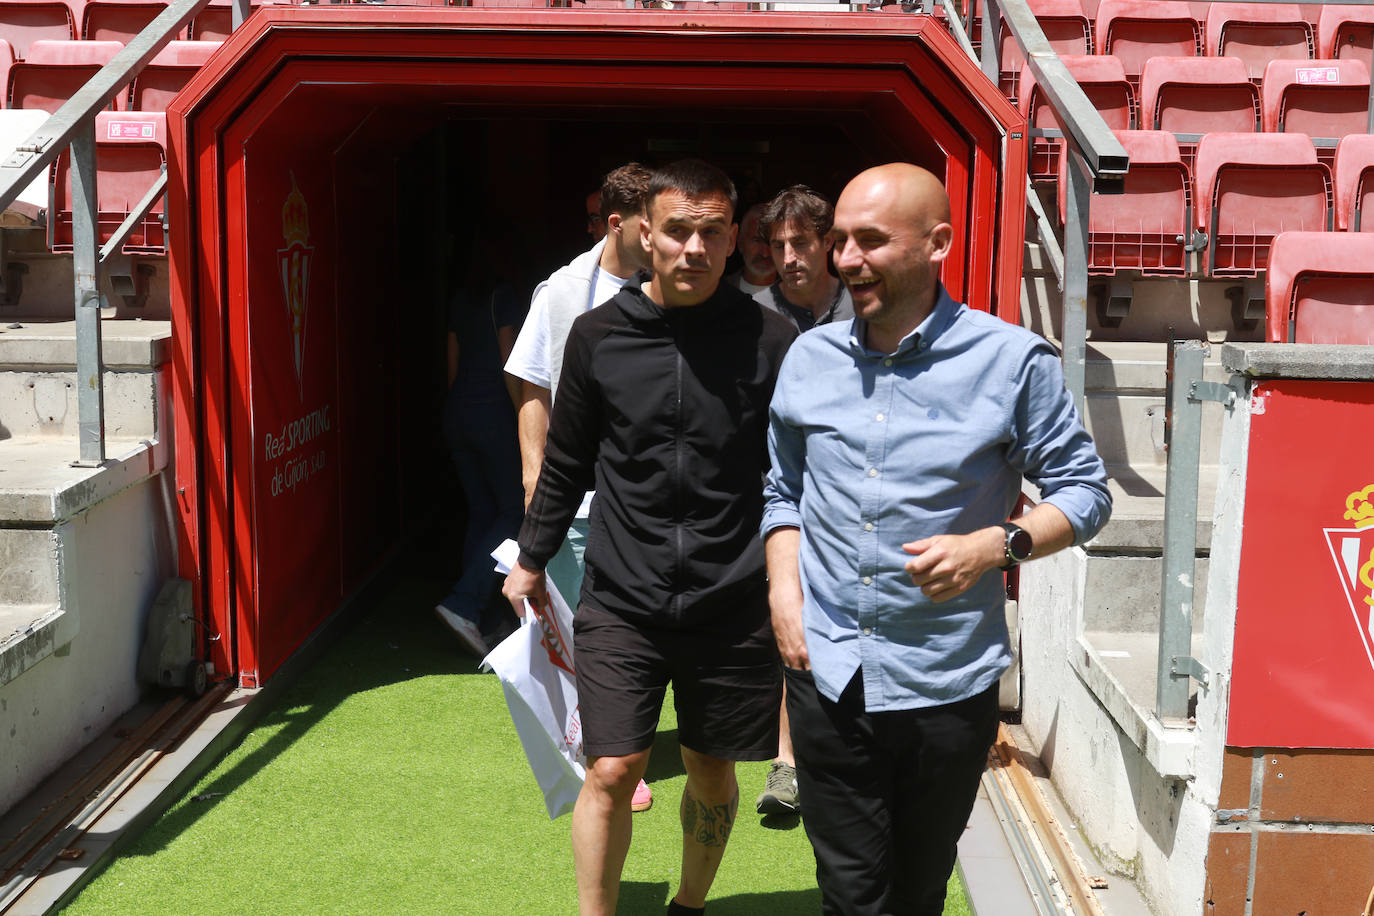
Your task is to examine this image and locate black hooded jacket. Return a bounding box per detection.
[517,274,797,630]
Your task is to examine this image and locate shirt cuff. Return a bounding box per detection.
[1043,487,1110,546]
[760,503,803,538]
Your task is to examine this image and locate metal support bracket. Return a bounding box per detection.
[1170,655,1210,688]
[1188,379,1237,408]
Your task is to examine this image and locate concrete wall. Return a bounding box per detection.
[0,474,174,816]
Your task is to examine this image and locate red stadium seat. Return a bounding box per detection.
[1138,55,1258,173]
[189,0,257,40]
[1057,129,1191,276]
[82,0,172,42]
[1019,54,1133,180]
[49,110,166,254]
[0,1,77,59]
[128,39,216,110]
[1260,57,1371,156]
[8,38,122,112]
[1319,5,1374,74]
[1265,230,1374,343]
[1195,131,1331,277]
[1094,0,1201,89]
[1205,3,1313,82]
[1333,133,1374,231]
[997,0,1092,102]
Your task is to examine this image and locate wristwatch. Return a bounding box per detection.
[1000,523,1033,569]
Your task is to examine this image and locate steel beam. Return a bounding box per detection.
[1060,148,1090,414]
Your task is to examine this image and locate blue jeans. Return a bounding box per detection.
[439,394,523,624]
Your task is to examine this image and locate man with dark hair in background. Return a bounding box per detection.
[755,185,853,333]
[503,159,796,916]
[724,202,777,296]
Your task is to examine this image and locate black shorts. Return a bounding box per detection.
[572,601,782,761]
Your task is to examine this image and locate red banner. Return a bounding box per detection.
[1228,380,1374,748]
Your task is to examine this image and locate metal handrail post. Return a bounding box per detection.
[71,122,105,467]
[1157,340,1206,721]
[1061,147,1090,414]
[979,0,1000,85]
[232,0,251,30]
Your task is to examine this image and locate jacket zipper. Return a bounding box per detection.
[673,334,684,622]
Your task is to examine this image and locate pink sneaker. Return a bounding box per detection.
[631,779,653,813]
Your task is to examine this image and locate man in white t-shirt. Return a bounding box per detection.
[725,202,776,296]
[504,163,655,811]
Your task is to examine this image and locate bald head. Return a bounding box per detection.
[842,163,951,230]
[831,163,955,353]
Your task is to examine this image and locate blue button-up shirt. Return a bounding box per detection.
[761,285,1111,711]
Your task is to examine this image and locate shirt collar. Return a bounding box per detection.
[847,283,959,358]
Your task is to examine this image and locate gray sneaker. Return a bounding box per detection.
[756,761,800,815]
[434,604,489,659]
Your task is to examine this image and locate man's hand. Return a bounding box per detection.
[770,584,810,671]
[502,560,548,619]
[902,527,1005,603]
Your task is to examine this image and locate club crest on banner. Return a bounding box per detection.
[278,174,313,398]
[1323,484,1374,672]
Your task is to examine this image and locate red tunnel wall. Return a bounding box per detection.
[167,8,1027,686]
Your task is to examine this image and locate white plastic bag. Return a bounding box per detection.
[485,539,585,819]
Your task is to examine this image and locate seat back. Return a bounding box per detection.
[1139,55,1258,172]
[1095,0,1202,88]
[82,0,170,42]
[1265,230,1374,343]
[1206,3,1314,81]
[8,38,121,112]
[1333,133,1374,231]
[1319,5,1374,73]
[1058,129,1191,275]
[0,1,76,58]
[1019,54,1133,179]
[128,39,217,109]
[189,0,257,40]
[49,110,166,253]
[1195,131,1331,276]
[1261,57,1371,141]
[997,0,1092,102]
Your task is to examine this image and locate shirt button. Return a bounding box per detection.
[862,626,873,636]
[883,359,893,367]
[875,413,885,422]
[862,576,872,585]
[867,468,878,478]
[864,522,874,532]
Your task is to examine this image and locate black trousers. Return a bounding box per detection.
[786,667,1000,916]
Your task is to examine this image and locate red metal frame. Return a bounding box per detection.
[166,7,1027,686]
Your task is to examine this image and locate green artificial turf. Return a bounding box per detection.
[63,572,972,915]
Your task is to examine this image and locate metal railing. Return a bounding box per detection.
[0,0,249,466]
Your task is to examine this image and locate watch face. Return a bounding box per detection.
[1007,526,1033,562]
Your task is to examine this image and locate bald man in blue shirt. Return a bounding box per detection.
[761,163,1111,915]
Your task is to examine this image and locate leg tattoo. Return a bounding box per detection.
[680,785,740,848]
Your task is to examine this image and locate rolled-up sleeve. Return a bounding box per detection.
[1007,340,1112,544]
[762,351,805,536]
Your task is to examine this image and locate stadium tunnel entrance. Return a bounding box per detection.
[165,7,1027,687]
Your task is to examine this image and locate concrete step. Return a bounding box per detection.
[1088,462,1217,553]
[1084,555,1210,633]
[0,436,165,525]
[0,320,169,440]
[0,527,57,607]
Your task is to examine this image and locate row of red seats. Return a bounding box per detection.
[1059,129,1374,277]
[0,0,268,57]
[995,0,1374,99]
[1023,54,1369,178]
[0,38,216,111]
[1060,130,1373,343]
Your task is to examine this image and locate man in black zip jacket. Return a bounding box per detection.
[503,160,797,916]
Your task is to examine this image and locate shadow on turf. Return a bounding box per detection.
[618,882,823,914]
